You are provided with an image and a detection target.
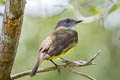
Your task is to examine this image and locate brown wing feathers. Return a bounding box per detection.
[48,27,78,56]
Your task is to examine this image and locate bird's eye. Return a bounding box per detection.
[66,19,71,23]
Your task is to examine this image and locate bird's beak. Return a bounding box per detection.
[75,20,83,24]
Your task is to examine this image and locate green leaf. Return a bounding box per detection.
[0,0,5,4]
[108,3,120,14]
[89,7,100,14]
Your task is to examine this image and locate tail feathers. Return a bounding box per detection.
[30,59,43,77]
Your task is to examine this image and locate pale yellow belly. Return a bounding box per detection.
[49,48,73,60]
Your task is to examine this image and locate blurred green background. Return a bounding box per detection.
[1,0,120,80]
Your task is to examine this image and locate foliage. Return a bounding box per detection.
[108,3,120,14]
[0,0,5,4]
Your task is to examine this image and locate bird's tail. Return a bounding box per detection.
[30,56,43,77]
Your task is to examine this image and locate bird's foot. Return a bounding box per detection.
[50,60,61,75]
[61,58,69,63]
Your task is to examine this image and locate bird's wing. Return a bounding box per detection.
[39,28,78,59]
[39,36,53,53]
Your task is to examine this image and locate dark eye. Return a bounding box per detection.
[66,19,71,23]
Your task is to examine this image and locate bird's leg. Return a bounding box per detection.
[50,60,61,75]
[61,58,69,63]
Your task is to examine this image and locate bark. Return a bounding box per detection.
[0,0,26,80]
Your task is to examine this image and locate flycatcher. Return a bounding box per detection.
[30,18,83,77]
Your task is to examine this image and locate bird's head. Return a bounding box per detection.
[55,18,83,29]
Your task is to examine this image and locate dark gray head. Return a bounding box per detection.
[55,18,83,29]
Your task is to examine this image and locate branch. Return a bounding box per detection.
[69,0,116,23]
[87,50,102,64]
[68,69,96,80]
[0,0,26,80]
[11,50,102,80]
[56,0,119,24]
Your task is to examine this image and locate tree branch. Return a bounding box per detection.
[11,50,102,80]
[57,0,120,24]
[68,69,96,80]
[0,0,26,80]
[69,0,116,23]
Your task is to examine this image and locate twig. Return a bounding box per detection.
[68,69,96,80]
[68,0,120,24]
[11,50,102,80]
[53,0,120,24]
[70,0,101,23]
[87,50,102,64]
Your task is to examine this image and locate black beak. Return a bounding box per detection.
[75,20,83,24]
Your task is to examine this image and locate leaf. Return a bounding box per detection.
[0,0,5,4]
[108,3,120,14]
[89,7,100,14]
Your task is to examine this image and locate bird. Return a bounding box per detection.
[30,18,83,77]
